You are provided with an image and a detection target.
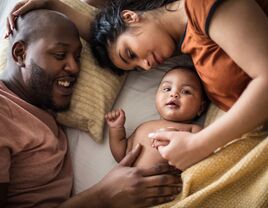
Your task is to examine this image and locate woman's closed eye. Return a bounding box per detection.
[127,48,136,60]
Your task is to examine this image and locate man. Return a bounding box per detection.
[0,10,180,208]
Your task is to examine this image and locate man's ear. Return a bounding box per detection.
[12,41,26,67]
[121,10,140,24]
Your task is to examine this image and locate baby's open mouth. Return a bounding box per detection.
[166,100,180,108]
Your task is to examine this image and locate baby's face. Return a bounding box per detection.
[156,68,203,122]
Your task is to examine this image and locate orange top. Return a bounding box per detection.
[0,81,73,208]
[180,0,254,111]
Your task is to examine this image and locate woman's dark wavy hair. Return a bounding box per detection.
[89,0,178,75]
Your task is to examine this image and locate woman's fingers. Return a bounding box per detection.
[12,1,33,16]
[5,17,12,39]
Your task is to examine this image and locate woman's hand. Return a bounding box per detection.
[149,131,211,171]
[5,0,92,41]
[5,0,52,38]
[97,144,182,208]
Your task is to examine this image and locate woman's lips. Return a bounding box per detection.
[153,52,164,65]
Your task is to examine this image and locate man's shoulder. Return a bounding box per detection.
[0,93,13,118]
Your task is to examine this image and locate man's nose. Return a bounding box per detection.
[64,56,80,74]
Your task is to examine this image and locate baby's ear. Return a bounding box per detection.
[12,41,26,67]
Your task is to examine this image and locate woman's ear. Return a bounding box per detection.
[121,10,140,24]
[12,41,26,67]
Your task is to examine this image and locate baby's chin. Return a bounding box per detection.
[160,114,193,123]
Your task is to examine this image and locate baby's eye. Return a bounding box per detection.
[181,89,191,95]
[163,87,171,92]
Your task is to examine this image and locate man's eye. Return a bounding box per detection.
[54,53,66,60]
[75,55,81,63]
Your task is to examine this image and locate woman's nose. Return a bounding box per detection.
[137,59,151,71]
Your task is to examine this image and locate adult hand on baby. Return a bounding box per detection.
[149,130,210,171]
[105,108,126,128]
[98,144,182,208]
[5,0,51,38]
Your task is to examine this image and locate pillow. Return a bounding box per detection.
[0,0,127,143]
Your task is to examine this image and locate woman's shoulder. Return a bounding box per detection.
[185,0,222,35]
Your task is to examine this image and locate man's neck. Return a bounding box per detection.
[1,68,33,105]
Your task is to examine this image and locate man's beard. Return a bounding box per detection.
[28,60,70,112]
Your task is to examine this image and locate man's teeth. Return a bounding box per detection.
[58,80,71,87]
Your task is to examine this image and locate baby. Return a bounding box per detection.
[105,67,207,168]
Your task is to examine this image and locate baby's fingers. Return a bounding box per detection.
[152,139,169,149]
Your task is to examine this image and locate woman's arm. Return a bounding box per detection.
[7,0,93,41]
[150,0,268,170]
[202,0,268,152]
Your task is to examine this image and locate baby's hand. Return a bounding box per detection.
[105,108,126,128]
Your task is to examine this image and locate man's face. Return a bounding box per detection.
[22,30,82,111]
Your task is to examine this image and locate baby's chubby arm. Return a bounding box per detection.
[105,108,128,162]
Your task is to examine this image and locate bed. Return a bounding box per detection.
[1,1,268,207]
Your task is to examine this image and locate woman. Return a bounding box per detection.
[6,0,268,171]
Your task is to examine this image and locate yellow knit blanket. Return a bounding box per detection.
[155,104,268,208]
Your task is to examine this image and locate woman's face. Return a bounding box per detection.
[108,13,177,71]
